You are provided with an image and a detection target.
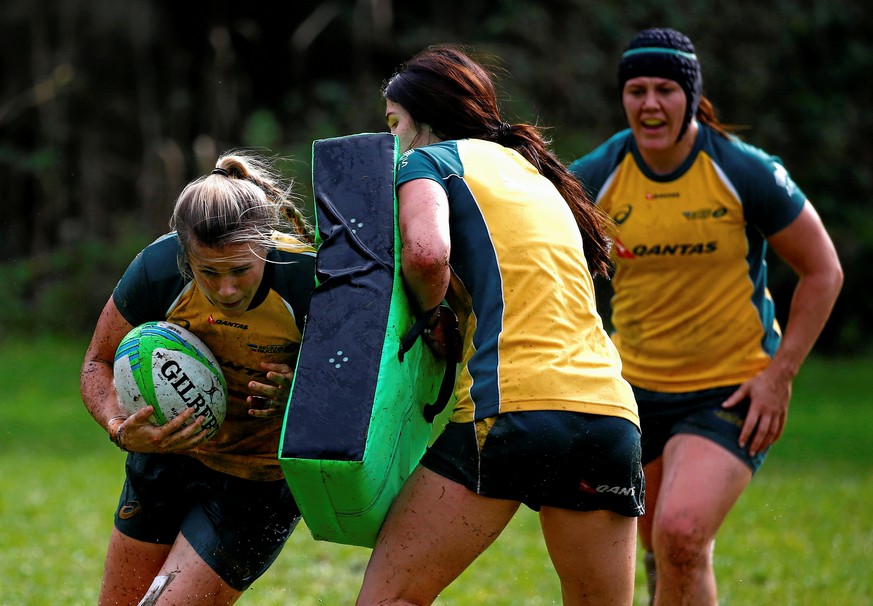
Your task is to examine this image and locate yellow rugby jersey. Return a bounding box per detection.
[113,232,316,481]
[397,139,638,427]
[569,125,806,392]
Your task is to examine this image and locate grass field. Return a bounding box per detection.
[0,338,870,605]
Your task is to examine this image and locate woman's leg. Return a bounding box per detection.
[136,534,243,606]
[356,466,520,606]
[99,527,171,606]
[98,528,244,606]
[650,434,751,606]
[638,457,664,604]
[540,507,637,606]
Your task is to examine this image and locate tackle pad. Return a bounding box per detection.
[279,133,445,548]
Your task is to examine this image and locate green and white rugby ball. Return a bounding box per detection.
[113,321,227,439]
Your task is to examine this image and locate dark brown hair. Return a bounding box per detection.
[383,45,611,277]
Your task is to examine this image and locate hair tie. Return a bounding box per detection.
[497,122,512,138]
[211,167,229,177]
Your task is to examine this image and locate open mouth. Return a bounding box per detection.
[641,118,665,128]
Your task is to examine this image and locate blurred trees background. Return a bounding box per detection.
[2,0,870,354]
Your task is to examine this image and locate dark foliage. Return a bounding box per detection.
[1,0,869,352]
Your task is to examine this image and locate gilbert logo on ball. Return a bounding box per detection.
[113,321,227,439]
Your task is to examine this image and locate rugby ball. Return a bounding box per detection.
[113,321,227,439]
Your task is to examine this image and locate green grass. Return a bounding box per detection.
[0,339,870,605]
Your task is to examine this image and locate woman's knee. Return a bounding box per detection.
[652,511,713,569]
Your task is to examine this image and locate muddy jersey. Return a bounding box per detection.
[569,124,806,392]
[397,139,638,427]
[113,232,316,481]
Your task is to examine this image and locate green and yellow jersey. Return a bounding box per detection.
[113,232,316,481]
[569,124,806,392]
[397,139,638,427]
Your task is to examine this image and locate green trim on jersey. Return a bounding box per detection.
[398,139,638,426]
[569,124,806,392]
[113,232,316,480]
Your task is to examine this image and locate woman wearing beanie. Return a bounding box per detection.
[569,28,842,605]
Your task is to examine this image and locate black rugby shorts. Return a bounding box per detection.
[634,384,768,473]
[114,452,300,590]
[421,410,644,516]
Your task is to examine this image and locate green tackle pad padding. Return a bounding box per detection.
[279,133,444,548]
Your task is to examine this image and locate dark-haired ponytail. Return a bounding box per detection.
[487,123,612,276]
[384,46,612,276]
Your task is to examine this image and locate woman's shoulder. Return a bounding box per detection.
[700,125,807,229]
[569,129,633,171]
[113,233,188,325]
[267,234,316,280]
[401,140,460,164]
[265,234,317,318]
[701,125,789,176]
[568,129,634,192]
[129,232,183,279]
[397,140,463,185]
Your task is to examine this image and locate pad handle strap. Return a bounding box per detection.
[398,305,458,423]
